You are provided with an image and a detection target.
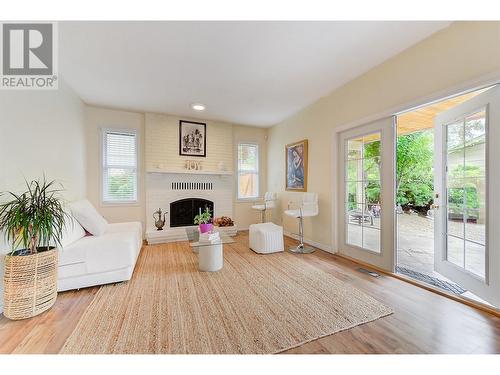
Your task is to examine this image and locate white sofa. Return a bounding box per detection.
[57,200,143,292]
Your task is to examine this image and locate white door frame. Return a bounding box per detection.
[330,71,500,267]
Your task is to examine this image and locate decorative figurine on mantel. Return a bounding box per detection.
[153,208,166,231]
[185,159,202,171]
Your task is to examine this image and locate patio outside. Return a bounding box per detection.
[397,213,485,280]
[347,213,485,281]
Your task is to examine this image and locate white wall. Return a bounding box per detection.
[0,80,86,314]
[85,106,146,228]
[0,81,86,199]
[267,21,500,251]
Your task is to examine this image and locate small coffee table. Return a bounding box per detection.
[185,228,235,272]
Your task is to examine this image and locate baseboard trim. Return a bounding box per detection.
[283,232,334,254]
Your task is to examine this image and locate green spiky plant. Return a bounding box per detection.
[194,207,212,225]
[0,178,69,256]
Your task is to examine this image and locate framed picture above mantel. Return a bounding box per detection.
[179,120,207,157]
[285,139,308,192]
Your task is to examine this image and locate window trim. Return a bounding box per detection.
[101,128,139,206]
[237,142,260,201]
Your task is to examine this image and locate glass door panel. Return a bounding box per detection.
[444,109,486,279]
[344,132,382,253]
[338,116,395,272]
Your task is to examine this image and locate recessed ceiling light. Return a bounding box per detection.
[191,103,206,111]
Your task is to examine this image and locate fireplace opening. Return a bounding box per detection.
[170,198,214,228]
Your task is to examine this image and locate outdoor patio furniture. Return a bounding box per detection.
[349,209,374,225]
[370,204,381,218]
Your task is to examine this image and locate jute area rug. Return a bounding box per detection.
[60,239,392,354]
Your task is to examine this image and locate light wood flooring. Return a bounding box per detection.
[1,232,500,354]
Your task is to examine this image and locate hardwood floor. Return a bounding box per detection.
[1,232,500,354]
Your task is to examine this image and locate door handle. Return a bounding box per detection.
[431,204,440,209]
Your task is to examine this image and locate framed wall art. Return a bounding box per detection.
[285,139,308,191]
[179,120,207,157]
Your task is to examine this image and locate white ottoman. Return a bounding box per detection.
[249,222,284,254]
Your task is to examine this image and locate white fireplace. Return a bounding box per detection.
[145,170,235,244]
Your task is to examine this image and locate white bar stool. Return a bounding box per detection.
[251,192,277,223]
[284,192,319,254]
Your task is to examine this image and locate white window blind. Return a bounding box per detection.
[102,129,138,203]
[237,143,259,199]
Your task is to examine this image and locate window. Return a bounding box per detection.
[237,143,259,199]
[102,129,138,204]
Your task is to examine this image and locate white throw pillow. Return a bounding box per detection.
[60,212,86,248]
[69,199,108,236]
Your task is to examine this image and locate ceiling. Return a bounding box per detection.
[397,87,491,135]
[59,21,451,127]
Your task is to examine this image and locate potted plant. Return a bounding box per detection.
[0,178,68,320]
[194,207,213,233]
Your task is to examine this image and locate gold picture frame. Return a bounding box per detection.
[285,139,308,192]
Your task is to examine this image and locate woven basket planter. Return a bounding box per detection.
[3,248,58,320]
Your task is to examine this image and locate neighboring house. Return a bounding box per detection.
[447,133,486,224]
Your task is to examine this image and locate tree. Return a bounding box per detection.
[348,131,435,212]
[396,131,434,209]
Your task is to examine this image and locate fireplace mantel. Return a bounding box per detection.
[147,168,233,176]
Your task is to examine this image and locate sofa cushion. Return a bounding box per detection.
[60,213,86,248]
[59,222,142,275]
[69,199,108,236]
[58,237,87,266]
[60,231,138,273]
[106,221,143,250]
